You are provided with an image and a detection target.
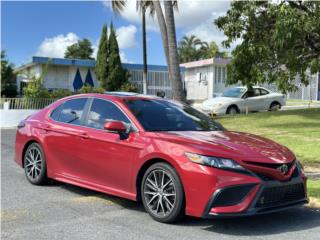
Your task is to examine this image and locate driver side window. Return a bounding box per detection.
[244,89,260,98]
[86,98,131,130]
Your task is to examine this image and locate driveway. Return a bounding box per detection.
[1,129,320,240]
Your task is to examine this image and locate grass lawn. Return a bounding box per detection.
[214,108,320,167]
[308,180,320,199]
[286,99,320,106]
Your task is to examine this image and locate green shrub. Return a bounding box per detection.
[119,82,139,93]
[50,89,72,99]
[77,85,105,94]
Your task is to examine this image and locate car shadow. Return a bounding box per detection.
[47,181,320,236]
[57,182,145,212]
[178,207,320,236]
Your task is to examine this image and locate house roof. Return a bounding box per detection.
[15,56,185,73]
[180,57,231,68]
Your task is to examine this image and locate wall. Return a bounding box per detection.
[0,110,38,128]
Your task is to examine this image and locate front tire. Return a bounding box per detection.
[226,105,239,115]
[141,162,185,223]
[24,142,48,185]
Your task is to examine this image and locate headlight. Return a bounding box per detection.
[296,160,304,174]
[185,152,245,171]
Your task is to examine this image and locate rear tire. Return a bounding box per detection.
[269,102,281,111]
[141,162,185,223]
[24,143,48,185]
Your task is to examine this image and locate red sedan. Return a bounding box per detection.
[15,93,308,223]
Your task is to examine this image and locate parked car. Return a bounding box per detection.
[15,92,307,223]
[201,86,286,115]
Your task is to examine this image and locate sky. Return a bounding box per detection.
[1,0,232,67]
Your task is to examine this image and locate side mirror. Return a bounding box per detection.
[103,121,128,139]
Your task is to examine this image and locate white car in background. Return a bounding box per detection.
[201,86,286,115]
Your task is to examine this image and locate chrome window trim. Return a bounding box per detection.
[49,96,138,132]
[48,97,89,127]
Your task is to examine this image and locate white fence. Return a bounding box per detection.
[0,98,56,110]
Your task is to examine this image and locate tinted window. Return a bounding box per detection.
[125,99,224,132]
[50,104,63,121]
[58,98,87,125]
[244,88,260,98]
[222,88,245,98]
[260,88,269,95]
[87,99,131,129]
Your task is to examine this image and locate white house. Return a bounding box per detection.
[15,56,320,101]
[15,56,184,98]
[181,57,320,101]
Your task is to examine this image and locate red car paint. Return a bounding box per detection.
[15,93,307,218]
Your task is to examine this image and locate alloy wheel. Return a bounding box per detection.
[143,169,176,217]
[25,146,43,180]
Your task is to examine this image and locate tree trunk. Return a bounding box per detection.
[152,0,171,73]
[142,7,148,95]
[163,1,186,102]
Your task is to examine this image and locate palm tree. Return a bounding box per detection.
[153,0,185,102]
[111,0,154,95]
[136,1,155,94]
[178,35,203,63]
[112,1,185,101]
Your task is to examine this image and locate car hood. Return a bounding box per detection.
[155,131,295,164]
[203,97,240,106]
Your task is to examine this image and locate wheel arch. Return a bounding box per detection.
[269,101,281,110]
[135,158,184,202]
[226,104,240,114]
[21,139,41,168]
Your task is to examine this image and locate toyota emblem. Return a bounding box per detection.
[278,164,289,175]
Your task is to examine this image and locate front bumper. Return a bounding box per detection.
[202,171,308,218]
[201,105,226,115]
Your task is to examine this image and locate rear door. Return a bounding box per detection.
[44,97,89,178]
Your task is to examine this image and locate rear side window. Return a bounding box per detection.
[50,104,63,121]
[56,98,87,125]
[86,98,131,129]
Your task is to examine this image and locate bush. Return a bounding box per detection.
[77,85,105,94]
[50,89,72,99]
[119,82,139,93]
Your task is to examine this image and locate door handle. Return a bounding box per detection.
[79,132,89,139]
[42,124,51,132]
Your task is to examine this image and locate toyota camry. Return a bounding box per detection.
[15,92,308,223]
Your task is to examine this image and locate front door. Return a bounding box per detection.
[76,98,141,196]
[243,88,261,111]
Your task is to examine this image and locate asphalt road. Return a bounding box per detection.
[1,129,320,240]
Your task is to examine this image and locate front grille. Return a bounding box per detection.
[244,160,295,170]
[256,167,300,181]
[256,183,305,208]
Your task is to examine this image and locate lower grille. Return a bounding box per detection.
[212,184,256,207]
[256,183,305,208]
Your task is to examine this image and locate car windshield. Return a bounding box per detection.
[125,99,224,132]
[222,88,246,98]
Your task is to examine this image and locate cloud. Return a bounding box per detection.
[103,0,158,31]
[102,0,235,51]
[103,0,230,30]
[35,33,79,58]
[120,51,134,64]
[117,25,138,49]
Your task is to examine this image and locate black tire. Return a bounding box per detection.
[269,102,281,111]
[226,105,239,115]
[141,162,185,223]
[24,142,48,185]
